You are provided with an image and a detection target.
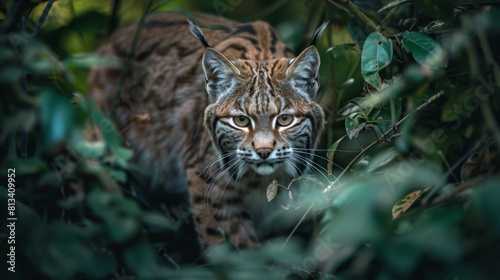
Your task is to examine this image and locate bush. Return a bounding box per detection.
[1,0,499,279]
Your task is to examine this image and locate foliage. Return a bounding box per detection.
[1,0,500,279]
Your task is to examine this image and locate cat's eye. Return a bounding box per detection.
[277,114,294,126]
[233,115,250,127]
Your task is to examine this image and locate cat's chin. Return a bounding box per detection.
[251,164,277,175]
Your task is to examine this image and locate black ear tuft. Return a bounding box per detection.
[187,19,210,48]
[310,21,329,46]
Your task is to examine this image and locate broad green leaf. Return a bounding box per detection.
[22,222,116,280]
[361,32,393,89]
[2,158,48,175]
[77,96,121,149]
[69,129,106,159]
[123,238,170,278]
[40,88,74,148]
[108,168,128,183]
[345,113,360,139]
[406,207,463,263]
[266,179,279,202]
[112,146,134,169]
[327,135,347,175]
[338,97,364,116]
[345,113,367,139]
[63,55,121,70]
[381,240,422,275]
[366,148,400,173]
[469,178,500,233]
[87,191,141,243]
[364,72,381,91]
[402,32,448,69]
[141,212,174,232]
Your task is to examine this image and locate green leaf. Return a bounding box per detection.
[361,32,393,89]
[25,223,117,280]
[366,148,400,173]
[470,178,500,233]
[402,32,448,69]
[345,113,367,140]
[123,238,170,278]
[112,146,134,169]
[40,88,74,148]
[327,135,347,175]
[364,72,382,91]
[2,158,49,175]
[69,130,106,159]
[141,212,174,232]
[266,179,279,202]
[108,168,128,183]
[63,54,121,70]
[77,96,121,149]
[381,239,422,274]
[87,191,141,243]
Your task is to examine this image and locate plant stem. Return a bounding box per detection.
[282,203,315,248]
[112,0,154,119]
[326,0,378,31]
[324,90,444,193]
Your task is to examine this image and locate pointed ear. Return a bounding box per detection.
[286,46,321,100]
[202,48,240,103]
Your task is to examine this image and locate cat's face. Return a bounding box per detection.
[203,46,324,180]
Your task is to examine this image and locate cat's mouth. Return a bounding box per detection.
[249,161,280,175]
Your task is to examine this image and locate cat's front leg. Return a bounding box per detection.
[188,172,260,249]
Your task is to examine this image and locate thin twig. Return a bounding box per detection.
[111,0,154,119]
[431,175,485,205]
[420,138,486,205]
[34,0,55,32]
[108,0,122,36]
[282,203,315,248]
[326,0,378,31]
[324,90,445,193]
[283,90,444,247]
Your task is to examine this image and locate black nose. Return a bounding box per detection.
[256,148,273,159]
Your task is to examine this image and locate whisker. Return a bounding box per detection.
[292,153,333,183]
[284,158,303,179]
[221,160,246,199]
[292,153,330,174]
[201,151,235,175]
[292,147,361,153]
[293,150,345,172]
[205,157,240,211]
[203,153,237,182]
[293,150,332,163]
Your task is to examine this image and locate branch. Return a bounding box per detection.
[326,0,378,31]
[111,0,154,119]
[324,90,445,193]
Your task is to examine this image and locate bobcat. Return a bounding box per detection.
[88,12,326,255]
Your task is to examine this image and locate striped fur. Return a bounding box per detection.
[88,12,326,251]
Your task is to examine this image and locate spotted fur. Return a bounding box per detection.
[88,12,326,250]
